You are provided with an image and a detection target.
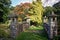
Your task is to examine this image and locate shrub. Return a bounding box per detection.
[0,24,10,38]
[29,25,43,30]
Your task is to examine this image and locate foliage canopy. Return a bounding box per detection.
[0,0,11,23]
[28,0,44,24]
[53,1,60,15]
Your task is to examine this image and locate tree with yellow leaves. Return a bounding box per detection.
[28,0,44,25]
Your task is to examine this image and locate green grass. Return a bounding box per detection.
[16,25,48,40]
[28,25,44,30]
[16,32,48,40]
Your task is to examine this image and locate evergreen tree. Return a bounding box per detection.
[0,0,11,23]
[43,6,56,16]
[53,1,60,15]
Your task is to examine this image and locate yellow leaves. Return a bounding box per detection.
[29,15,42,23]
[18,17,22,20]
[28,0,44,24]
[18,17,22,21]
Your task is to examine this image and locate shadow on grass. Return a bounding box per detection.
[16,31,48,40]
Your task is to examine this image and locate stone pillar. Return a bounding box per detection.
[10,18,18,39]
[49,17,57,39]
[14,18,18,23]
[55,17,57,36]
[22,22,29,32]
[26,18,30,27]
[50,18,54,39]
[47,12,58,40]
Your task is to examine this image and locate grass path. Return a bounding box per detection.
[16,28,48,40]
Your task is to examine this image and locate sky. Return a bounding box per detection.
[11,0,32,6]
[11,0,60,7]
[42,0,60,7]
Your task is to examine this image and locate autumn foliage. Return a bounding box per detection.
[14,3,32,15]
[13,3,32,21]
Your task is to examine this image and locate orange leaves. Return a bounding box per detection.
[14,2,31,15]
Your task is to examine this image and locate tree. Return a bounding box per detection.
[0,0,11,23]
[28,0,44,25]
[53,1,60,15]
[43,6,56,16]
[10,6,15,11]
[14,3,31,14]
[14,3,32,21]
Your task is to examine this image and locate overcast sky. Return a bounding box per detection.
[11,0,60,7]
[42,0,60,7]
